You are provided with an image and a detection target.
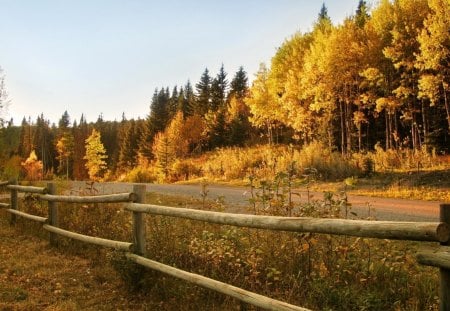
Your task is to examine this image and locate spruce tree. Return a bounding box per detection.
[184,80,196,117]
[194,68,212,115]
[210,64,228,112]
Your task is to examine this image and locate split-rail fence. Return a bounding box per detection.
[0,180,449,311]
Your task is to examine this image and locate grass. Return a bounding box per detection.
[0,167,447,310]
[0,210,158,310]
[341,169,450,201]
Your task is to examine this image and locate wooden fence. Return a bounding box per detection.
[0,180,449,311]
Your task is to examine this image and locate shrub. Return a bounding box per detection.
[0,155,22,180]
[170,159,201,182]
[122,166,157,183]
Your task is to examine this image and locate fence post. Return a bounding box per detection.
[440,203,450,311]
[132,184,147,256]
[9,178,17,225]
[47,182,58,246]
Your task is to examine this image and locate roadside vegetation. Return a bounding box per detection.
[0,180,443,310]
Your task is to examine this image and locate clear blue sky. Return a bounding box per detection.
[0,0,366,125]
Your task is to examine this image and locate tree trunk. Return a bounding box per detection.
[340,101,345,155]
[385,110,390,150]
[443,80,450,133]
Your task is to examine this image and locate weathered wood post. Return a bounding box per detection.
[9,179,18,225]
[47,182,58,246]
[440,203,450,311]
[132,184,147,256]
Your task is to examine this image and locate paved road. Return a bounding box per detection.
[67,181,443,222]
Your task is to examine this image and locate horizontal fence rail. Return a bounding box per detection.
[40,192,136,203]
[0,203,10,208]
[43,224,133,251]
[126,253,311,311]
[417,247,450,270]
[126,203,450,243]
[0,181,9,186]
[7,185,47,194]
[6,209,47,223]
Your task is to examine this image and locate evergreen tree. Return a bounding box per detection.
[58,111,70,131]
[184,80,196,117]
[194,68,212,115]
[355,0,370,28]
[148,88,170,134]
[34,114,55,175]
[210,64,228,112]
[227,67,251,145]
[118,119,142,170]
[228,66,248,101]
[18,117,34,159]
[168,86,179,119]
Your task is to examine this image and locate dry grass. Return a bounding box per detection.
[0,177,444,311]
[0,210,164,311]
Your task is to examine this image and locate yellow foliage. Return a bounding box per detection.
[21,150,43,181]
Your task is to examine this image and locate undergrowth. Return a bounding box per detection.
[0,179,441,310]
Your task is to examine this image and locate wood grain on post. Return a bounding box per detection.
[126,253,310,311]
[47,182,58,246]
[125,203,449,242]
[440,203,450,311]
[9,179,18,225]
[132,185,147,256]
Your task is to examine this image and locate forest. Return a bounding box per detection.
[0,0,449,182]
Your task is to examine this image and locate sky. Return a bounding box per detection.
[0,0,367,125]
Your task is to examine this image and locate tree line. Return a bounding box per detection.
[0,0,448,181]
[0,65,251,180]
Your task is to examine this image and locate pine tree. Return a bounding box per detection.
[168,86,179,119]
[184,80,196,117]
[18,117,34,159]
[58,111,70,132]
[84,129,108,181]
[194,68,212,115]
[228,66,248,101]
[227,66,251,145]
[33,114,55,175]
[210,64,228,112]
[148,88,170,134]
[118,119,142,170]
[355,0,370,28]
